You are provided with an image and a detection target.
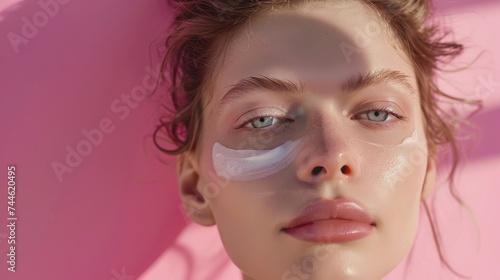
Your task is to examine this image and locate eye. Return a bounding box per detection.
[234,107,296,133]
[365,110,390,122]
[352,106,404,126]
[249,116,279,128]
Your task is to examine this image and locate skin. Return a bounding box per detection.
[177,1,436,279]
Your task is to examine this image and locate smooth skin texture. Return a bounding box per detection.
[177,1,436,279]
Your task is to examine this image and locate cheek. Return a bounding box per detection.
[357,139,428,255]
[363,144,428,197]
[203,178,288,279]
[200,142,302,278]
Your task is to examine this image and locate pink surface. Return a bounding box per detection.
[0,1,499,280]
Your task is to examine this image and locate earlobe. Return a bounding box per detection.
[177,153,216,226]
[421,157,437,200]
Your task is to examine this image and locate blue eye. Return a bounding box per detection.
[366,110,389,122]
[250,116,278,128]
[355,108,401,123]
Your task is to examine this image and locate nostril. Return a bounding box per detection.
[341,165,350,175]
[311,166,324,175]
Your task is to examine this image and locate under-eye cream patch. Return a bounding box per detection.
[212,140,302,181]
[359,129,419,148]
[399,130,417,145]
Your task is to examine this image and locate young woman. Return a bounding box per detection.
[154,0,475,279]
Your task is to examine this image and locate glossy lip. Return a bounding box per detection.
[281,198,376,243]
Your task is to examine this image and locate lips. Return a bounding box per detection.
[281,198,376,243]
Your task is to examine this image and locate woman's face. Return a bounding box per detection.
[179,1,435,279]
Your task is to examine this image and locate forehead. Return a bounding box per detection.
[207,1,416,109]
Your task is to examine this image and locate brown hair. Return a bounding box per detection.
[153,0,479,277]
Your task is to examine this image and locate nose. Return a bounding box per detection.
[295,114,357,183]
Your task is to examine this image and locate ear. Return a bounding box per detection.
[421,157,436,200]
[177,152,216,226]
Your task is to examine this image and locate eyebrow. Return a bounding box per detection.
[218,75,304,110]
[217,69,416,113]
[340,69,416,94]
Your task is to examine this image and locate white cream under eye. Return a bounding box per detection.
[212,140,303,181]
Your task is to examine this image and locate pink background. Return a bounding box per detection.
[0,0,499,279]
